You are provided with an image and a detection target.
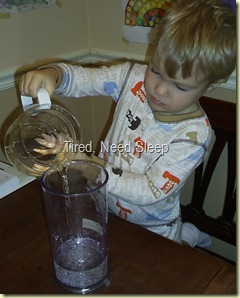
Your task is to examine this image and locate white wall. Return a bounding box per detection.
[0,0,89,70]
[0,0,236,262]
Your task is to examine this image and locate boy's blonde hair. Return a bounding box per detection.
[154,0,236,82]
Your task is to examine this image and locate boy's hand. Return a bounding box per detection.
[19,68,59,98]
[33,132,103,183]
[34,132,66,155]
[33,132,90,161]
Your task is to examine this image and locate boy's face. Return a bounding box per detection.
[144,58,212,115]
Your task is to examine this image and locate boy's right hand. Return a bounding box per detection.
[19,68,59,98]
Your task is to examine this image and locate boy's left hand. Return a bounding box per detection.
[34,132,66,155]
[33,131,90,161]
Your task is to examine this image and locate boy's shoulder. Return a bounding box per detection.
[113,61,147,73]
[131,62,147,74]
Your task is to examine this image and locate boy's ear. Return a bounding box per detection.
[206,78,228,92]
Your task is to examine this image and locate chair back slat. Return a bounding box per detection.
[181,96,236,246]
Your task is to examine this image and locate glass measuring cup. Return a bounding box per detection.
[4,88,82,177]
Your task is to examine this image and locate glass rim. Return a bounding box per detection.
[40,160,109,196]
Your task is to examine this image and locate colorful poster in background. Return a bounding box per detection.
[0,0,56,13]
[122,0,176,44]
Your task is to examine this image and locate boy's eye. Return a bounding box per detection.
[150,65,189,92]
[150,67,160,75]
[176,85,188,92]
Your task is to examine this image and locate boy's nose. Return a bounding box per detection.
[155,81,168,97]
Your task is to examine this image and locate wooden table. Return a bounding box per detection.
[0,180,236,294]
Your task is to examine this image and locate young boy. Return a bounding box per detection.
[19,0,236,246]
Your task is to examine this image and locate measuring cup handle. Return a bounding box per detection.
[21,88,51,111]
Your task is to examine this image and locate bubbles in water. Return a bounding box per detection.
[54,237,108,290]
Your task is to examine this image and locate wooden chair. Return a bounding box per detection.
[181,96,236,251]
